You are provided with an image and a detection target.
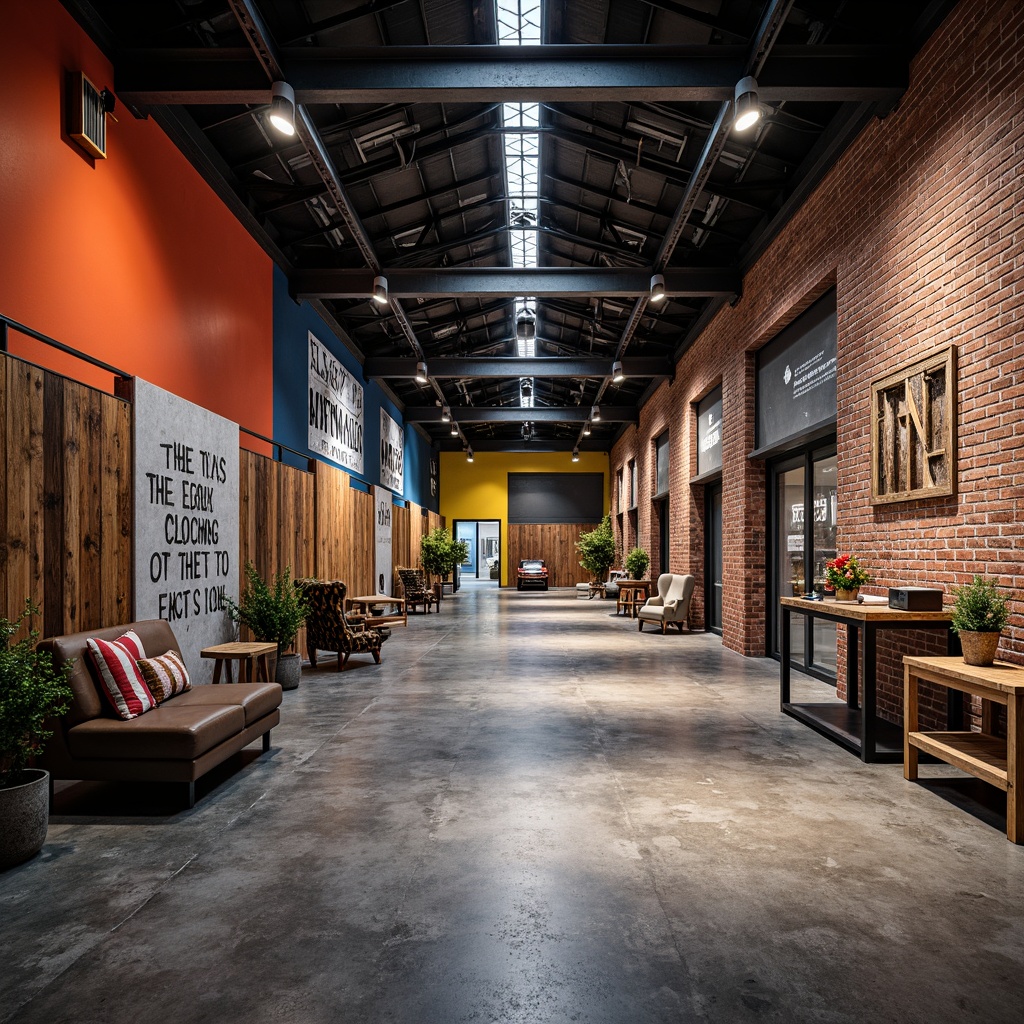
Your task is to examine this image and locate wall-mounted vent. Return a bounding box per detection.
[69,71,106,159]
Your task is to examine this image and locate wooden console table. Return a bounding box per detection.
[904,656,1024,843]
[780,597,958,763]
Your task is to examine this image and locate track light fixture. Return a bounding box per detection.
[571,449,580,463]
[466,448,474,463]
[733,76,761,131]
[441,406,451,422]
[591,405,601,421]
[450,421,459,436]
[415,360,428,384]
[372,275,389,305]
[649,273,666,304]
[268,81,296,136]
[583,421,591,436]
[611,360,625,383]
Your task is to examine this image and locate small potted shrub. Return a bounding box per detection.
[625,547,650,580]
[226,563,309,689]
[950,575,1009,667]
[0,601,73,870]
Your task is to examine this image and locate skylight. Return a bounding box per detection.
[497,0,541,406]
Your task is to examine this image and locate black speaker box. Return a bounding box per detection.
[888,587,943,611]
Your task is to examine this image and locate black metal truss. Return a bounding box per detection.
[116,45,908,105]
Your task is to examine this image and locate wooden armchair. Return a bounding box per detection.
[397,567,439,613]
[293,579,390,669]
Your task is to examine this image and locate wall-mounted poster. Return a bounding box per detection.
[373,485,393,595]
[429,455,439,500]
[696,386,723,477]
[308,331,364,472]
[131,379,240,685]
[379,408,404,494]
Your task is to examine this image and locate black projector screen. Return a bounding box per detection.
[508,473,604,524]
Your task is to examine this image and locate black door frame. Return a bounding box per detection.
[704,480,723,635]
[767,441,837,682]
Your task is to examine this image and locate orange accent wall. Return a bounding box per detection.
[0,0,273,434]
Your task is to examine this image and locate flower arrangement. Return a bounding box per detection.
[824,554,871,592]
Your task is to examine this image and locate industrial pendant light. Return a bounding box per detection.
[733,76,761,131]
[268,81,296,136]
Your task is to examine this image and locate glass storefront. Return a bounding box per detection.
[771,448,837,679]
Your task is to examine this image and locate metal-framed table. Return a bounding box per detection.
[780,597,958,763]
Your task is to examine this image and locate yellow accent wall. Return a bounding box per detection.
[440,451,609,585]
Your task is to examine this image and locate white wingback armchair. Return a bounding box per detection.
[637,573,696,634]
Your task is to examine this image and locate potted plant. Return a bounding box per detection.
[225,562,309,689]
[421,528,468,593]
[950,575,1009,667]
[448,537,470,591]
[625,547,650,580]
[824,553,871,601]
[576,515,616,586]
[0,601,73,870]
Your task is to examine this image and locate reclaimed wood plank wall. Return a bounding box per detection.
[239,450,316,583]
[314,462,375,595]
[0,353,131,638]
[2,351,441,638]
[507,523,590,588]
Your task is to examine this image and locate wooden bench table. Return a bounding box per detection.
[201,641,276,684]
[346,594,408,628]
[904,655,1024,843]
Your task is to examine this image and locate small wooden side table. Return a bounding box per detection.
[616,580,651,618]
[904,655,1024,843]
[201,641,276,684]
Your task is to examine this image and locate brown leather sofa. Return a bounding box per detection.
[37,619,282,808]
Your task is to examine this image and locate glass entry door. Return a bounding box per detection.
[771,448,837,678]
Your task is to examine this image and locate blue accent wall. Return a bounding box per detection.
[272,267,437,511]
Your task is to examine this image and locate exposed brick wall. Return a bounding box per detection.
[611,0,1024,720]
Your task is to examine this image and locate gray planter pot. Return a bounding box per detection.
[0,768,50,871]
[275,651,301,690]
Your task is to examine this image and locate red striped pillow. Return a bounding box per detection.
[137,650,191,703]
[87,631,156,720]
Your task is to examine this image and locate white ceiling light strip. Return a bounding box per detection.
[497,0,541,405]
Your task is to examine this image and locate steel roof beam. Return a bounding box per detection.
[293,267,738,300]
[364,357,672,378]
[405,407,637,424]
[117,45,906,105]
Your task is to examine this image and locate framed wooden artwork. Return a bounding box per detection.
[870,346,956,504]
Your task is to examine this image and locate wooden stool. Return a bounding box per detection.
[201,642,276,683]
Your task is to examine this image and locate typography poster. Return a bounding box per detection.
[379,408,404,494]
[308,331,364,473]
[132,378,239,684]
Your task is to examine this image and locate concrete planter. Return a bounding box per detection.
[275,652,301,690]
[0,768,50,871]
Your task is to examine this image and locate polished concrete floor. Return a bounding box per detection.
[2,583,1023,1024]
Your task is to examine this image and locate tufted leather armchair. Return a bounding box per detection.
[397,567,439,613]
[637,573,696,634]
[294,579,390,670]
